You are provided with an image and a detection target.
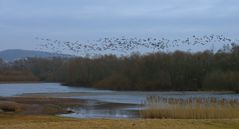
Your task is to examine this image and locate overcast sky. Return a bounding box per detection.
[0,0,239,51]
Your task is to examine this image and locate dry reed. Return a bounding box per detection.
[140,96,239,119]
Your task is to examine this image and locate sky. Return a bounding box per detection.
[0,0,239,52]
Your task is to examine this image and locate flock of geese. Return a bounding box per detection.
[35,34,238,56]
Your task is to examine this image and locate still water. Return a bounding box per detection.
[0,83,238,118]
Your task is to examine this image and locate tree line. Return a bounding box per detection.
[1,46,239,92]
[0,59,38,82]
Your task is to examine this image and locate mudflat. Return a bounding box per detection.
[0,96,137,115]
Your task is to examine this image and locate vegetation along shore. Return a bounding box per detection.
[1,45,239,92]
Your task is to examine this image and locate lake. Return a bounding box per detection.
[0,83,238,118]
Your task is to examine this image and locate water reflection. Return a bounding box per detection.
[61,107,140,119]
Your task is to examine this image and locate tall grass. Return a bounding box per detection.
[140,96,239,119]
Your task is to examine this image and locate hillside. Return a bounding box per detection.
[0,49,72,62]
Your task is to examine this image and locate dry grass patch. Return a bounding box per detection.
[0,101,23,113]
[141,96,239,119]
[0,115,239,129]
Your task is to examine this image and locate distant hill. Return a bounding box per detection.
[0,49,73,62]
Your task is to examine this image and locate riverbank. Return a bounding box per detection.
[0,85,239,129]
[1,97,239,129]
[0,97,84,115]
[0,96,137,116]
[0,81,44,84]
[0,114,239,129]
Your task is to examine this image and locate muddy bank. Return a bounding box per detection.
[0,97,138,115]
[0,97,85,115]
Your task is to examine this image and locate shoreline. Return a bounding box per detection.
[1,89,239,128]
[0,81,47,84]
[0,82,237,93]
[0,96,138,116]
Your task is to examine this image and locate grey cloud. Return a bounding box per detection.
[0,0,238,51]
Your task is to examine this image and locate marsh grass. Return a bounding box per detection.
[140,96,239,119]
[0,101,22,113]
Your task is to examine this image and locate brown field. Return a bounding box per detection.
[0,114,239,129]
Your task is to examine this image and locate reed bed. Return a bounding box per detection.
[140,96,239,119]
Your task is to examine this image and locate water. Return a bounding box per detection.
[61,107,140,119]
[0,83,112,97]
[0,83,239,118]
